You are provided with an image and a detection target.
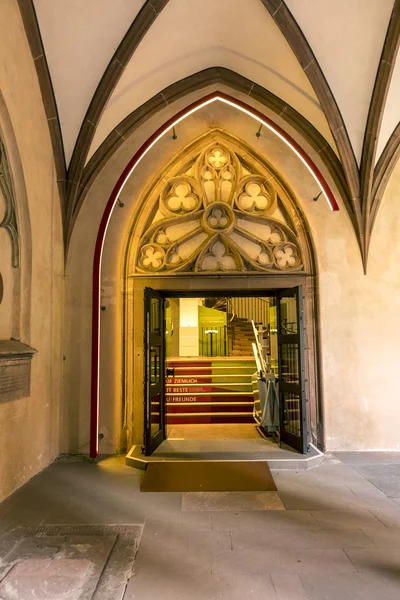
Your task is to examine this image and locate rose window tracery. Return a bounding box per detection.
[134,140,303,274]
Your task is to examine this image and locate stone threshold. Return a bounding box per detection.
[126,442,324,471]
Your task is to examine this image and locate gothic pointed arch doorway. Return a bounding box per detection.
[122,131,321,457]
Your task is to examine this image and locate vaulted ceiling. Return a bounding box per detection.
[18,0,400,266]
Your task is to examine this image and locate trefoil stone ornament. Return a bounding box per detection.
[135,139,303,275]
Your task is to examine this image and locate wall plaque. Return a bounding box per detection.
[0,340,36,402]
[0,360,30,402]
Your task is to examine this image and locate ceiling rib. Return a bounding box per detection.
[260,0,361,218]
[360,0,400,262]
[17,0,67,240]
[371,120,400,228]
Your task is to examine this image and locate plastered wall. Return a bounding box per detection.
[0,0,64,501]
[65,86,400,455]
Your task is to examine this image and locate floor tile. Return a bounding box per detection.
[369,507,400,528]
[334,452,400,465]
[310,510,385,530]
[211,510,320,531]
[144,510,212,531]
[353,465,400,497]
[0,559,92,600]
[361,526,400,547]
[345,546,400,573]
[231,527,373,550]
[212,548,356,576]
[271,574,309,600]
[281,489,396,510]
[182,491,285,511]
[138,527,231,565]
[301,572,400,600]
[125,562,215,600]
[0,525,142,600]
[210,572,279,599]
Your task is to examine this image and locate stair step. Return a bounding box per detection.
[168,412,253,417]
[169,365,255,370]
[167,374,252,380]
[165,358,256,425]
[166,383,252,387]
[166,401,253,406]
[166,391,253,396]
[166,415,255,424]
[166,398,254,405]
[167,406,253,414]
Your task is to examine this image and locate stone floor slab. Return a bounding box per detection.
[301,572,400,600]
[344,546,400,573]
[310,509,385,530]
[0,525,143,600]
[211,510,320,531]
[182,491,285,511]
[313,466,367,485]
[125,562,216,600]
[212,548,356,576]
[137,528,231,567]
[0,558,92,600]
[361,526,400,547]
[334,452,400,465]
[92,534,139,600]
[369,507,400,528]
[271,574,309,600]
[279,484,396,510]
[231,527,373,550]
[144,510,212,530]
[353,465,400,497]
[209,572,279,599]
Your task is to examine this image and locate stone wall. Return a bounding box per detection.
[0,0,64,501]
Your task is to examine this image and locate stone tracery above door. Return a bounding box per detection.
[133,138,304,275]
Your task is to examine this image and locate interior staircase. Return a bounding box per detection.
[230,317,255,356]
[203,296,269,358]
[165,357,256,424]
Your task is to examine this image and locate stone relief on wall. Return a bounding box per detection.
[0,136,19,268]
[135,141,303,274]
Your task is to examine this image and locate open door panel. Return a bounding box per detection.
[277,286,308,454]
[143,288,166,455]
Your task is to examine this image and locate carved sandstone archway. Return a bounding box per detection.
[127,131,313,278]
[122,131,320,452]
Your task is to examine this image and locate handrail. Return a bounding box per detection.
[252,320,268,376]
